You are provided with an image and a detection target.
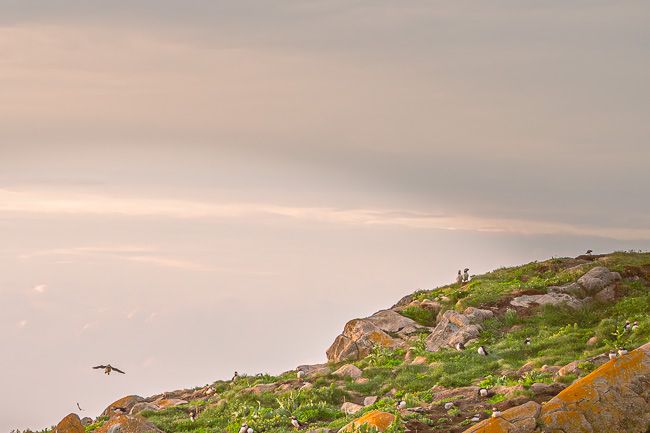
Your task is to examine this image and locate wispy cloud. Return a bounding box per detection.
[16,320,28,329]
[32,284,47,293]
[2,189,650,240]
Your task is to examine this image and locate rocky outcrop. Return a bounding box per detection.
[327,309,426,362]
[340,402,364,415]
[338,410,396,432]
[510,293,583,309]
[425,307,493,352]
[461,341,650,433]
[102,395,145,418]
[95,415,165,433]
[52,414,85,433]
[333,364,363,379]
[577,266,621,294]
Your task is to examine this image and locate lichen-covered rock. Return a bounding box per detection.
[341,402,364,415]
[101,395,145,418]
[326,310,426,362]
[95,415,164,433]
[462,401,541,433]
[129,402,159,415]
[510,293,583,309]
[152,398,187,409]
[338,410,396,432]
[52,414,85,433]
[577,266,621,294]
[333,364,363,379]
[426,308,493,352]
[296,363,331,378]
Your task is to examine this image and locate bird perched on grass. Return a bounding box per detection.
[478,346,489,356]
[624,320,631,332]
[93,364,125,375]
[239,423,250,433]
[444,402,454,410]
[455,342,466,351]
[470,414,481,422]
[609,350,617,360]
[296,370,305,380]
[618,347,628,356]
[478,388,488,397]
[632,321,639,331]
[491,408,502,418]
[396,400,407,410]
[463,268,470,282]
[290,416,305,430]
[189,408,197,422]
[524,337,531,345]
[456,270,463,285]
[232,371,240,382]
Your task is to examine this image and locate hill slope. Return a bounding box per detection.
[51,251,650,433]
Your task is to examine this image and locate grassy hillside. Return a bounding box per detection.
[91,251,650,433]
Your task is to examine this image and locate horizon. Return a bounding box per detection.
[2,1,650,430]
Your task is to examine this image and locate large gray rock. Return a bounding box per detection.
[341,402,364,415]
[333,364,363,379]
[510,293,583,309]
[425,307,493,352]
[577,266,621,294]
[326,309,426,362]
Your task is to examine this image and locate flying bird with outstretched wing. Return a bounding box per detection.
[93,364,126,375]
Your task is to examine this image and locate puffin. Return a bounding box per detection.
[586,249,593,255]
[618,347,628,356]
[112,407,128,415]
[444,402,454,410]
[478,388,488,397]
[624,320,631,332]
[455,342,466,351]
[232,371,240,382]
[608,350,618,360]
[290,416,305,430]
[632,321,639,331]
[491,408,502,418]
[297,370,305,380]
[478,346,489,356]
[396,400,407,410]
[189,408,197,422]
[463,268,470,282]
[456,270,463,285]
[470,414,481,422]
[93,364,125,375]
[239,424,249,433]
[524,337,532,345]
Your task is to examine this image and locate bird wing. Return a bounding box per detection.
[112,367,126,374]
[93,365,107,369]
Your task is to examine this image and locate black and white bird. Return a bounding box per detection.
[632,321,639,331]
[444,402,454,410]
[290,416,305,430]
[585,249,593,255]
[618,347,628,356]
[456,270,463,285]
[455,342,466,351]
[463,268,470,282]
[524,337,532,345]
[76,402,83,411]
[470,414,481,422]
[296,370,305,380]
[479,388,488,397]
[112,407,128,415]
[239,424,249,433]
[93,364,125,375]
[396,400,407,410]
[624,320,631,332]
[189,408,197,422]
[609,350,618,360]
[478,346,489,356]
[491,408,502,418]
[232,371,240,382]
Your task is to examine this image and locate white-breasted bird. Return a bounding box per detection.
[586,249,593,255]
[524,337,531,345]
[492,408,502,418]
[455,342,466,351]
[463,268,470,282]
[470,414,481,422]
[479,388,488,397]
[478,346,489,356]
[232,371,240,382]
[239,424,249,433]
[247,429,254,433]
[618,347,628,356]
[92,364,125,375]
[189,408,197,422]
[444,402,454,410]
[609,350,617,360]
[297,370,305,380]
[624,320,631,332]
[456,270,463,285]
[397,400,407,410]
[632,321,639,331]
[290,416,304,430]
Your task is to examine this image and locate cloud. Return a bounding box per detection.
[2,189,650,240]
[17,320,28,329]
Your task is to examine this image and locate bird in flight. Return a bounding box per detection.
[93,364,126,375]
[76,402,83,411]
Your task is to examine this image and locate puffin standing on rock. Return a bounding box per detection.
[478,388,488,397]
[455,342,466,351]
[618,347,628,356]
[609,350,618,360]
[492,408,502,418]
[463,268,470,282]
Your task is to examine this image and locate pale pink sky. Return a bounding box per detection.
[1,1,650,430]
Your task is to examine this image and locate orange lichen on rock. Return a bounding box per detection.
[338,410,396,432]
[101,395,144,417]
[95,415,163,433]
[461,418,511,433]
[52,414,85,433]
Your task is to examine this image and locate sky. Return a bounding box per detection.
[1,0,650,430]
